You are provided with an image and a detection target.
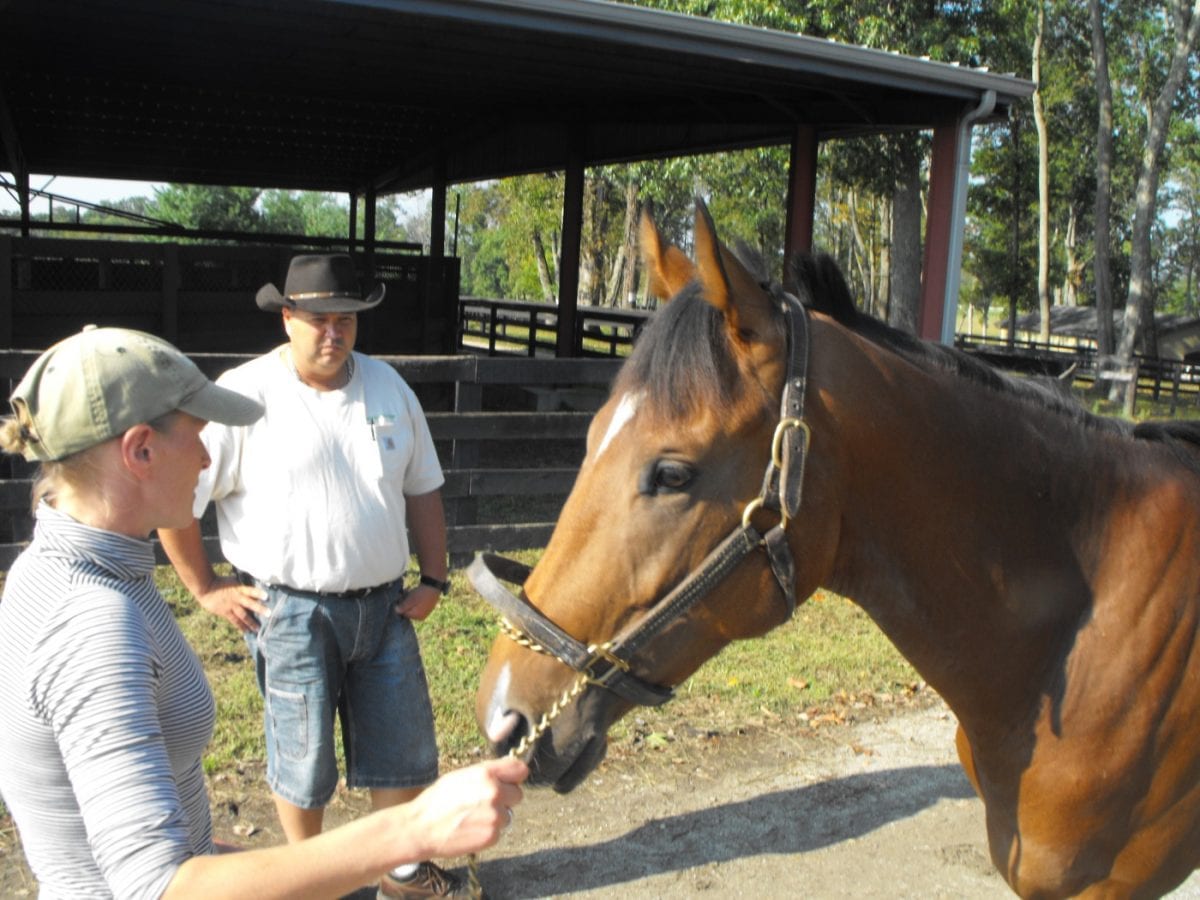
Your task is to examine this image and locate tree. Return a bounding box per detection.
[1090,0,1118,358]
[259,190,348,237]
[1105,0,1200,414]
[148,184,262,233]
[968,113,1039,341]
[1033,0,1053,341]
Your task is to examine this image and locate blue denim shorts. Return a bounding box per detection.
[243,580,439,809]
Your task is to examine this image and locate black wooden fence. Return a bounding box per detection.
[458,296,650,358]
[957,334,1200,414]
[0,235,460,356]
[0,352,623,571]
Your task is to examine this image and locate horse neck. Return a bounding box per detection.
[811,335,1122,727]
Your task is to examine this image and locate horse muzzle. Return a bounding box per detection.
[479,672,617,792]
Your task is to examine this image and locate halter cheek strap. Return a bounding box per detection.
[468,292,813,707]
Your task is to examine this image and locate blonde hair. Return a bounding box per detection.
[0,411,181,513]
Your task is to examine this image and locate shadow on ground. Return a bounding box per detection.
[472,763,974,899]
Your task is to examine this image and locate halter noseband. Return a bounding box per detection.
[468,288,812,708]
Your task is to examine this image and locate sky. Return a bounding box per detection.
[0,174,163,214]
[0,174,429,219]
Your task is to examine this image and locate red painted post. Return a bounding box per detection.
[784,126,818,258]
[918,124,958,342]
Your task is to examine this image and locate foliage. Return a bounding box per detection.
[258,190,347,238]
[148,185,264,233]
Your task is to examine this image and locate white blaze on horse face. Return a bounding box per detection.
[595,391,642,460]
[485,662,521,745]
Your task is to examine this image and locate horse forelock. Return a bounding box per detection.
[615,287,740,420]
[616,271,786,423]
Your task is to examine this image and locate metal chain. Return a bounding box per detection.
[466,618,603,898]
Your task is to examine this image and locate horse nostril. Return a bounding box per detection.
[486,708,523,747]
[498,713,532,758]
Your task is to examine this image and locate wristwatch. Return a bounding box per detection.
[419,573,451,595]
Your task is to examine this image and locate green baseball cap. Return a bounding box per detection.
[10,326,263,462]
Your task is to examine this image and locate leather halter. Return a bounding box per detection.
[468,288,812,708]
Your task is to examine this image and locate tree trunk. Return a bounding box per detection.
[1111,0,1200,414]
[578,181,599,306]
[1062,204,1081,308]
[846,187,874,311]
[607,180,639,308]
[1033,0,1052,343]
[1090,0,1116,365]
[877,194,892,322]
[889,143,922,335]
[1006,117,1022,349]
[531,229,555,303]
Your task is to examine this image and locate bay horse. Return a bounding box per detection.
[471,200,1200,898]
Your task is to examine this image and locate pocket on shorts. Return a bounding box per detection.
[266,686,309,763]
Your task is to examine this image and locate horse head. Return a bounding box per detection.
[473,200,844,791]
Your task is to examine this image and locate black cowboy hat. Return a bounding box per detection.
[255,253,385,313]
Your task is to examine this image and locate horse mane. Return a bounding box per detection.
[614,285,743,418]
[1132,421,1200,473]
[786,252,1136,438]
[621,244,1200,462]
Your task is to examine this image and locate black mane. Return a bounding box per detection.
[787,252,1134,437]
[618,246,1200,464]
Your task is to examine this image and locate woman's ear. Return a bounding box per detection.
[120,423,156,476]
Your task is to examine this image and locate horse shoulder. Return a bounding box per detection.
[1008,487,1200,894]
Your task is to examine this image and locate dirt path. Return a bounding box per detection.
[7,697,1200,898]
[459,699,1007,898]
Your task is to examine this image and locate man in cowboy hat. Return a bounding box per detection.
[160,253,466,898]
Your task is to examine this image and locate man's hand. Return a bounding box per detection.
[196,574,270,632]
[394,583,440,621]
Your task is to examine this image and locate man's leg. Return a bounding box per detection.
[274,795,326,842]
[350,601,462,895]
[244,588,342,843]
[370,785,422,811]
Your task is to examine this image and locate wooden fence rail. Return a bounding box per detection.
[956,335,1200,414]
[459,296,650,358]
[0,352,623,571]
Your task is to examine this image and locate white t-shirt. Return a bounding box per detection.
[194,347,444,593]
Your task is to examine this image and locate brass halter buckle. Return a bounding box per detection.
[772,416,811,470]
[582,642,631,688]
[742,416,811,532]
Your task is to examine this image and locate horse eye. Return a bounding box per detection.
[655,460,694,493]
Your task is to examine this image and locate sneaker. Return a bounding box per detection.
[377,861,474,898]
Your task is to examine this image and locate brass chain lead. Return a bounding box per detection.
[466,619,600,899]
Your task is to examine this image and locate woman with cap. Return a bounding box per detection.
[0,326,525,899]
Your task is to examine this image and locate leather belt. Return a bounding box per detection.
[234,568,403,600]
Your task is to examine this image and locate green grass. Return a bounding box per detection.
[152,553,917,776]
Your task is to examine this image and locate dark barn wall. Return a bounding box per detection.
[0,236,459,355]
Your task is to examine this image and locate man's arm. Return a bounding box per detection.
[157,519,267,632]
[395,488,447,621]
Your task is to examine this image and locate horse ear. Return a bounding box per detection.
[693,198,776,344]
[639,201,695,302]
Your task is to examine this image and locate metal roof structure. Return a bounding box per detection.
[1,0,1033,197]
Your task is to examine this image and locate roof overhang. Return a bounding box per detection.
[1,0,1034,195]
